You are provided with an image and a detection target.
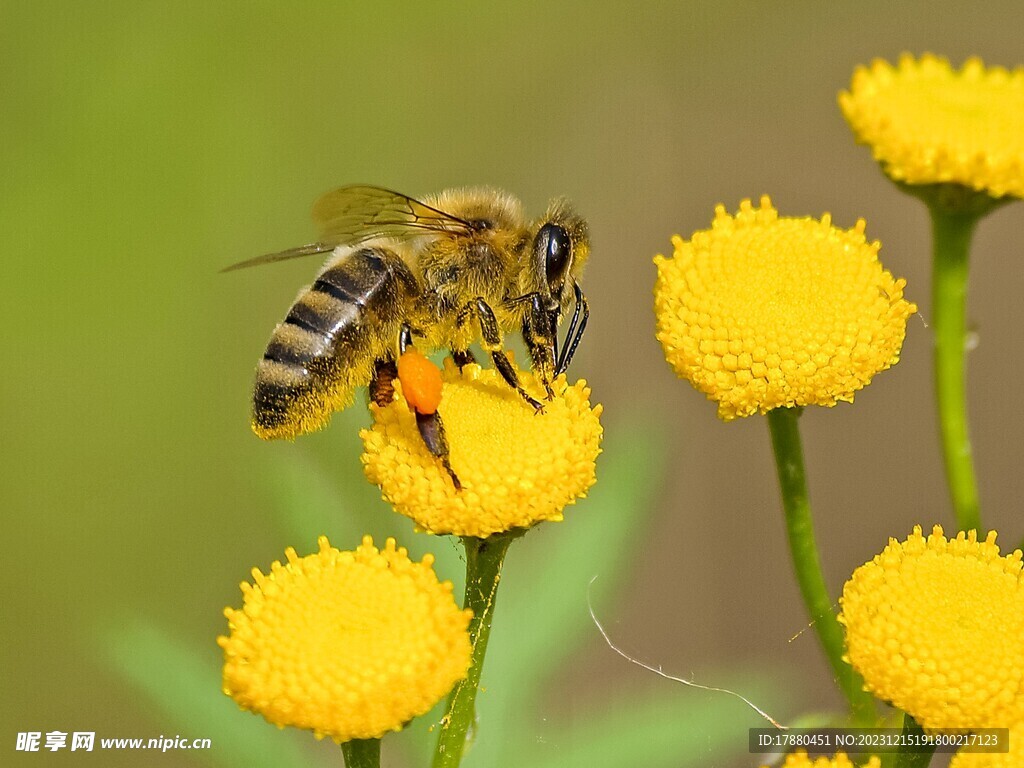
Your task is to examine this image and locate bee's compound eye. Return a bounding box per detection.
[537,223,572,288]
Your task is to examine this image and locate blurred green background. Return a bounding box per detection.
[4,2,1024,766]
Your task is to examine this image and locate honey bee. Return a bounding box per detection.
[226,185,590,484]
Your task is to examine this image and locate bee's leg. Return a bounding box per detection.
[549,308,560,374]
[415,411,461,490]
[369,322,416,406]
[505,291,557,397]
[463,297,545,412]
[555,282,589,375]
[452,349,476,369]
[398,324,414,354]
[393,326,461,490]
[449,305,477,368]
[519,294,556,399]
[369,358,398,406]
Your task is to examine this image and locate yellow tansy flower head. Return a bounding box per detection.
[361,360,602,538]
[839,525,1024,730]
[841,54,1024,199]
[654,197,915,420]
[218,536,472,743]
[762,751,880,768]
[949,723,1024,768]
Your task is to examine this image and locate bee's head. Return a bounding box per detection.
[532,200,589,311]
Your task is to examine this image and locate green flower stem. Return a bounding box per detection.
[341,738,380,768]
[899,181,1009,532]
[766,407,875,725]
[892,712,934,768]
[929,204,984,534]
[433,530,521,768]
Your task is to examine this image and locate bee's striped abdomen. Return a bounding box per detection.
[253,247,417,439]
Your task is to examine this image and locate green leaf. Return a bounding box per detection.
[259,408,382,546]
[263,450,362,546]
[96,618,314,768]
[519,676,791,768]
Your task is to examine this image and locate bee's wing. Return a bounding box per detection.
[312,185,474,242]
[220,242,336,272]
[222,185,473,272]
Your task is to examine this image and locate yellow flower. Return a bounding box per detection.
[839,525,1024,730]
[949,724,1023,768]
[840,54,1024,199]
[218,536,472,742]
[763,751,880,768]
[653,197,915,420]
[361,359,602,538]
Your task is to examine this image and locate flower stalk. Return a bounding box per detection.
[890,713,933,768]
[899,183,1010,534]
[929,202,983,533]
[903,184,1010,534]
[766,407,875,725]
[341,738,381,768]
[433,530,522,768]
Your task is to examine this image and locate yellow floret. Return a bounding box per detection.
[839,525,1024,730]
[841,53,1024,199]
[218,536,472,742]
[763,752,880,768]
[361,360,602,538]
[654,196,915,420]
[948,723,1023,768]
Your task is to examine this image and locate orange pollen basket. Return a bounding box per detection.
[396,348,443,415]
